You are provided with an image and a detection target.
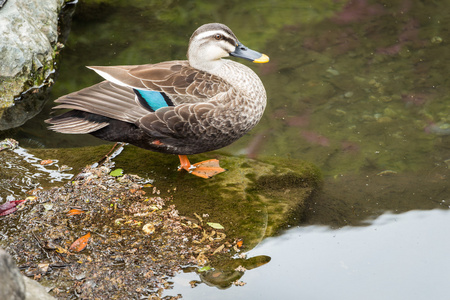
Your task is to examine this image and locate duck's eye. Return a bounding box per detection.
[214,34,223,40]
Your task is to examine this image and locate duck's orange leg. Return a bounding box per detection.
[177,155,226,178]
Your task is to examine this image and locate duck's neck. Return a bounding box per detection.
[189,59,224,74]
[193,59,265,96]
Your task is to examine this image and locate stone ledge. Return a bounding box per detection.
[0,0,67,129]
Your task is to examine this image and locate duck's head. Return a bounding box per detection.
[187,23,269,71]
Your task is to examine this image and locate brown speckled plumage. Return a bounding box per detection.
[46,23,268,156]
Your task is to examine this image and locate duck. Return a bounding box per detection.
[46,23,269,178]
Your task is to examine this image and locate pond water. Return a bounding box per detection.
[1,0,449,298]
[165,209,450,300]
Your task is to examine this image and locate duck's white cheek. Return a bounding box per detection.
[203,45,230,60]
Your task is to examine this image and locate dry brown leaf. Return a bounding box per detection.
[40,160,54,165]
[69,232,91,252]
[67,208,84,216]
[212,244,225,255]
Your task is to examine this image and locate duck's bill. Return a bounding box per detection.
[230,42,269,63]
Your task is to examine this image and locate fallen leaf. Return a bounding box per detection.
[56,246,69,254]
[143,223,155,234]
[67,209,84,216]
[69,233,91,252]
[198,266,212,272]
[194,212,203,223]
[40,159,54,165]
[110,168,123,177]
[212,244,225,255]
[43,203,53,211]
[0,200,26,216]
[207,222,224,230]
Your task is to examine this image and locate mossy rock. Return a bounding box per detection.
[29,144,322,249]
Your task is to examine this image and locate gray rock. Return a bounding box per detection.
[0,248,55,300]
[0,0,64,129]
[23,276,55,300]
[0,248,25,300]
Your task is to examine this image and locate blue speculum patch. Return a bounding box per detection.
[134,89,171,111]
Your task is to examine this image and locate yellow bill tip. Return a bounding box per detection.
[253,53,270,63]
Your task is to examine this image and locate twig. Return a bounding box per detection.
[31,231,67,263]
[31,231,51,260]
[94,142,125,167]
[8,175,18,184]
[73,142,125,180]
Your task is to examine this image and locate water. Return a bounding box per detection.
[1,0,449,298]
[166,210,450,300]
[0,146,73,202]
[6,0,449,174]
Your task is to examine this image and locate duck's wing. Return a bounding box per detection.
[47,62,236,148]
[48,61,231,123]
[88,61,232,106]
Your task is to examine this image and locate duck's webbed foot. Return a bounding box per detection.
[177,155,226,178]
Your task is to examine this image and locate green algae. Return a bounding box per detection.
[28,144,322,249]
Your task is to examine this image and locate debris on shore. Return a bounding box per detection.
[1,162,244,299]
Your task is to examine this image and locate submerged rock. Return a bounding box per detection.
[28,144,322,246]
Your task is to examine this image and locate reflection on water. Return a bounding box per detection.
[165,210,450,300]
[302,166,449,227]
[0,146,73,202]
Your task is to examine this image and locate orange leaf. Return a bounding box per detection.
[40,160,54,165]
[67,209,84,216]
[69,232,91,252]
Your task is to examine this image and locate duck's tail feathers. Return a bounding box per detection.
[49,81,150,125]
[45,110,111,134]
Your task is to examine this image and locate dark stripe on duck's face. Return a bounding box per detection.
[202,34,237,49]
[220,36,238,47]
[134,89,174,112]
